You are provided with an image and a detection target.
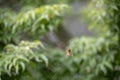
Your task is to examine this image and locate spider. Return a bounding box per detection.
[66,48,73,56]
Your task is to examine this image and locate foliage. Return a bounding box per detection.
[28,36,117,80]
[15,34,118,80]
[0,0,120,80]
[0,41,48,79]
[68,36,118,80]
[83,0,120,35]
[71,0,120,79]
[21,0,84,6]
[0,3,69,80]
[0,4,68,47]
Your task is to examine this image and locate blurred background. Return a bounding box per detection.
[0,0,92,48]
[0,0,120,80]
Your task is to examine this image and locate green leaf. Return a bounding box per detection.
[15,64,19,74]
[99,65,107,74]
[40,54,48,66]
[104,62,113,70]
[19,62,25,72]
[8,63,13,73]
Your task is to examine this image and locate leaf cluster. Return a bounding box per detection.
[0,41,48,79]
[0,4,69,45]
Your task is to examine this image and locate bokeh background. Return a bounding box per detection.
[0,0,120,80]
